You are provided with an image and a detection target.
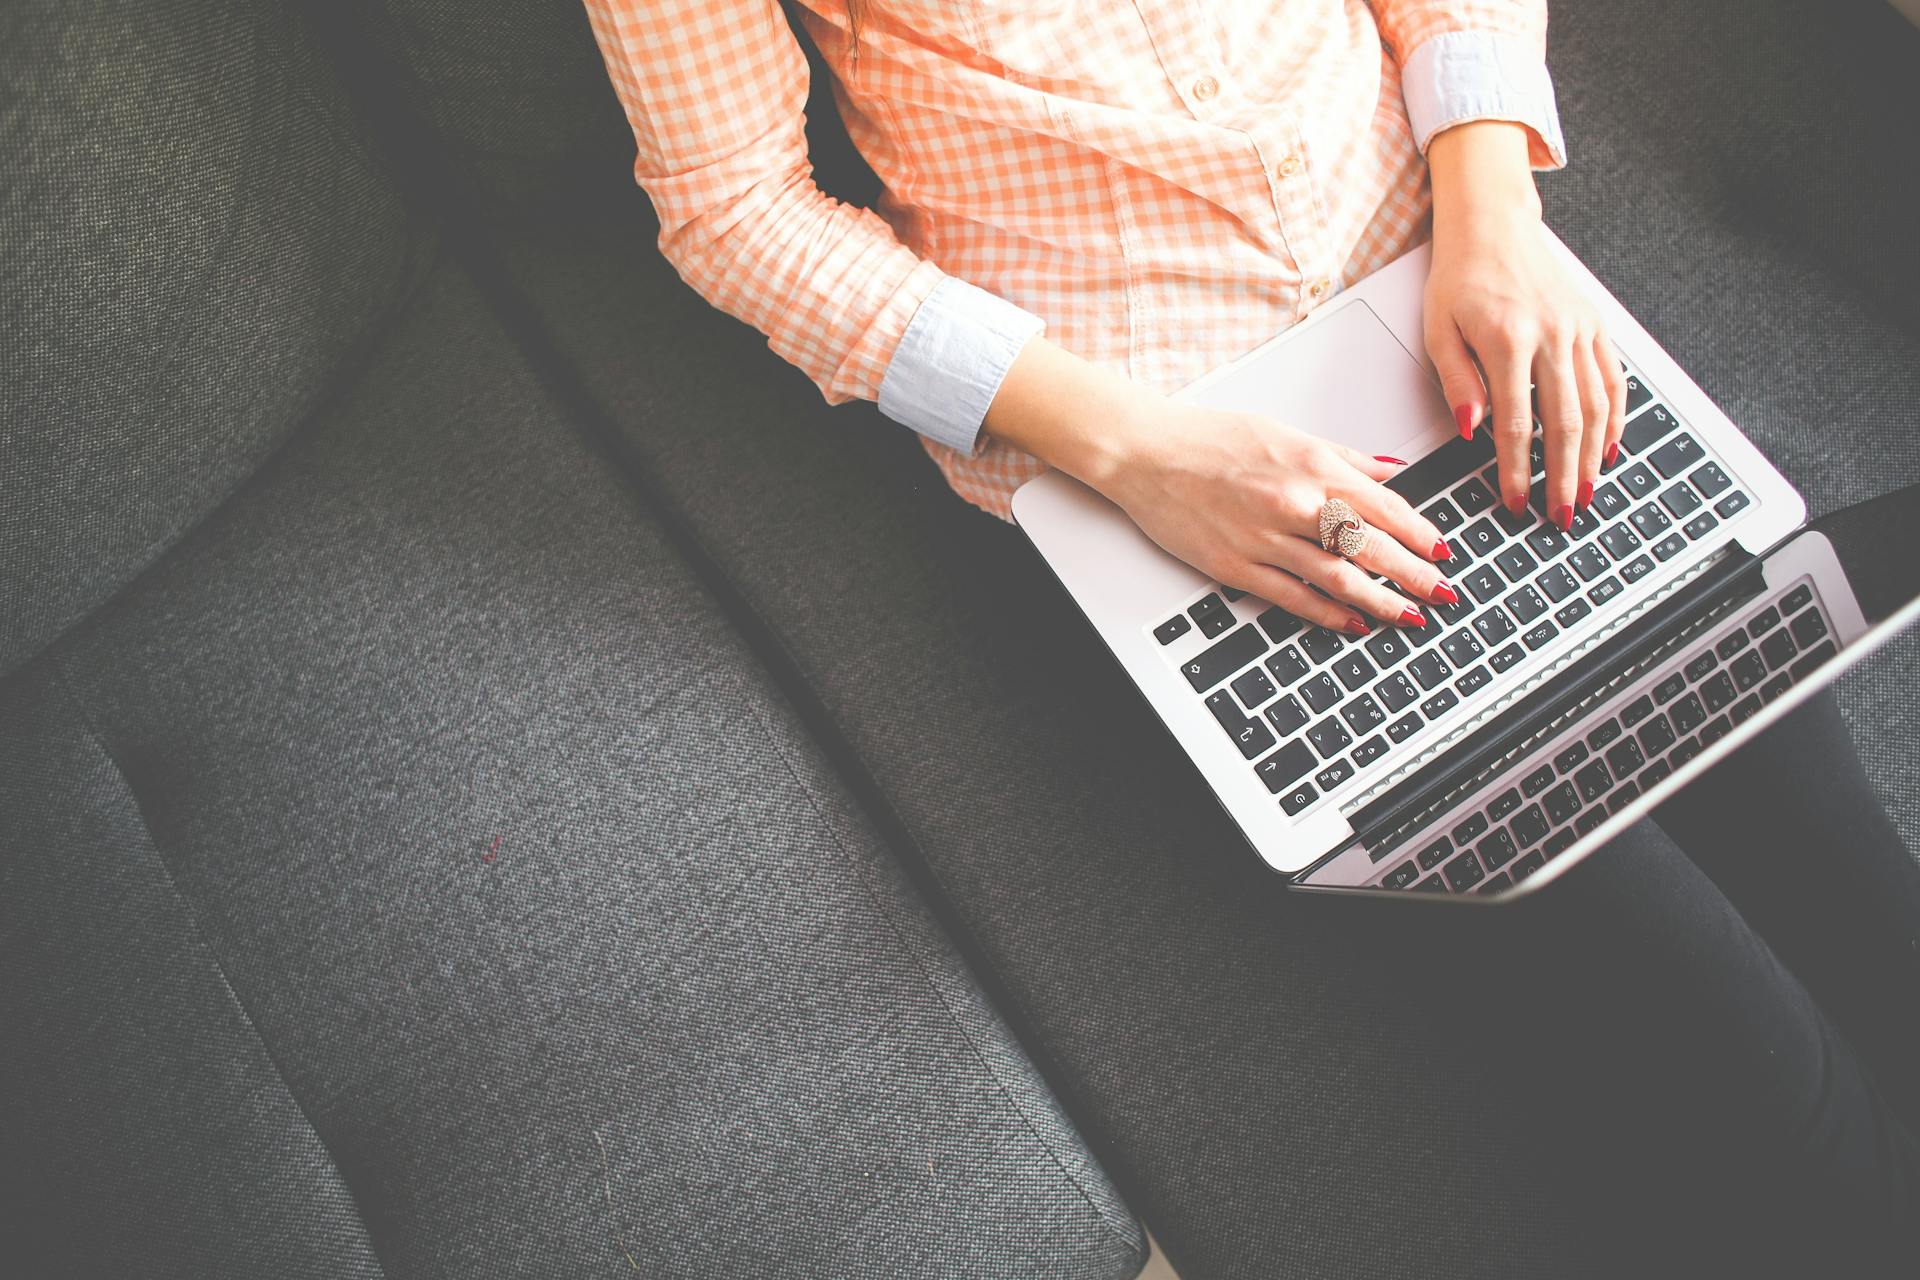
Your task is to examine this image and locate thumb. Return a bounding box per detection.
[1429,321,1487,441]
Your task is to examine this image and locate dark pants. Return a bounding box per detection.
[1386,688,1920,1272]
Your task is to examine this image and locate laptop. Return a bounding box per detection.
[1012,231,1920,901]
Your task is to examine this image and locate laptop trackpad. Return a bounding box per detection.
[1179,300,1455,463]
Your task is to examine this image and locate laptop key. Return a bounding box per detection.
[1574,758,1613,803]
[1454,665,1493,698]
[1567,545,1610,582]
[1510,849,1548,881]
[1575,808,1609,836]
[1489,788,1523,820]
[1651,533,1687,561]
[1606,736,1646,777]
[1599,523,1642,561]
[1154,615,1192,645]
[1731,651,1766,691]
[1568,507,1601,540]
[1279,781,1318,815]
[1699,714,1733,745]
[1621,402,1676,453]
[1182,624,1266,692]
[1554,742,1589,774]
[1518,621,1555,652]
[1512,802,1551,846]
[1524,526,1569,561]
[1256,740,1317,792]
[1590,481,1630,522]
[1543,781,1582,826]
[1682,512,1718,540]
[1265,694,1310,738]
[1440,629,1484,668]
[1521,765,1556,797]
[1618,461,1659,502]
[1422,497,1464,533]
[1383,859,1421,890]
[1639,713,1677,758]
[1588,718,1622,750]
[1629,504,1672,540]
[1231,717,1276,759]
[1494,545,1538,582]
[1701,671,1738,712]
[1488,642,1525,674]
[1299,672,1342,714]
[1385,710,1423,743]
[1460,519,1503,559]
[1761,673,1792,701]
[1554,598,1594,628]
[1256,605,1304,643]
[1782,584,1814,613]
[1314,758,1356,791]
[1614,555,1654,587]
[1660,484,1703,519]
[1299,626,1344,664]
[1749,606,1782,637]
[1266,645,1310,686]
[1188,592,1231,636]
[1420,688,1460,719]
[1729,693,1762,726]
[1478,828,1519,870]
[1622,694,1655,727]
[1624,376,1653,417]
[1350,735,1390,769]
[1417,835,1454,870]
[1671,692,1706,735]
[1689,460,1732,498]
[1408,650,1452,690]
[1588,575,1624,608]
[1232,666,1277,709]
[1647,433,1705,479]
[1341,694,1387,734]
[1454,476,1497,516]
[1653,673,1687,703]
[1453,812,1490,844]
[1537,564,1580,603]
[1375,672,1419,713]
[1331,651,1377,692]
[1444,849,1486,891]
[1307,717,1352,758]
[1364,627,1413,670]
[1472,607,1517,646]
[1790,609,1828,647]
[1463,565,1506,604]
[1544,828,1577,856]
[1759,629,1797,671]
[1715,491,1751,519]
[1684,652,1718,682]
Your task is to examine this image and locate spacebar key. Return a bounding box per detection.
[1384,433,1496,509]
[1181,623,1267,692]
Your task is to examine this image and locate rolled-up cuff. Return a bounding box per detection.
[877,276,1045,456]
[1402,30,1568,170]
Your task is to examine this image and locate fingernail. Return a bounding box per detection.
[1506,493,1527,518]
[1430,538,1450,561]
[1430,579,1459,606]
[1455,404,1477,441]
[1374,455,1408,466]
[1603,440,1620,468]
[1553,503,1574,532]
[1577,479,1594,510]
[1345,616,1371,636]
[1399,605,1426,628]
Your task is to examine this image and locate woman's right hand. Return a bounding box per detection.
[983,336,1459,634]
[1099,400,1457,634]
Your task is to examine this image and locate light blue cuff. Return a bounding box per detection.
[876,276,1045,455]
[1401,30,1568,168]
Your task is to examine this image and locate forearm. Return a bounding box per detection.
[1427,120,1542,253]
[981,336,1162,490]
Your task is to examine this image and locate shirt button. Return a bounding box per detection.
[1192,75,1220,102]
[1277,154,1302,178]
[1309,278,1331,299]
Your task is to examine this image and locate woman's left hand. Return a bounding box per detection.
[1422,122,1627,531]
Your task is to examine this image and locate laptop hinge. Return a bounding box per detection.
[1343,543,1767,856]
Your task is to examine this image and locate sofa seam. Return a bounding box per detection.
[44,657,393,1280]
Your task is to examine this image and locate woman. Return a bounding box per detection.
[585,0,1919,1262]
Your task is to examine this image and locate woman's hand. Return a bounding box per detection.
[982,338,1455,633]
[1425,122,1626,529]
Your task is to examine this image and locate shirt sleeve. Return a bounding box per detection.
[581,0,1043,454]
[1369,2,1567,169]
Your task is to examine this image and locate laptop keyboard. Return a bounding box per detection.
[1366,577,1836,894]
[1154,364,1755,819]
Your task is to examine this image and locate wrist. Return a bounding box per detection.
[1428,121,1541,246]
[982,337,1164,492]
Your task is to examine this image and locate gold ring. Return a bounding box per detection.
[1318,498,1368,559]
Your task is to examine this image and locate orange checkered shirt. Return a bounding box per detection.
[585,1,1565,519]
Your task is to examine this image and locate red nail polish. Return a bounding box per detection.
[1431,538,1450,561]
[1430,579,1459,606]
[1577,479,1594,510]
[1506,493,1527,518]
[1553,503,1574,532]
[1399,605,1426,628]
[1455,404,1477,440]
[1374,455,1408,466]
[1345,617,1371,636]
[1603,440,1620,468]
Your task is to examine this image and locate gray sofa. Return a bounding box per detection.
[3,2,1916,1277]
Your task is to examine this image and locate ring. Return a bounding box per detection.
[1318,498,1368,559]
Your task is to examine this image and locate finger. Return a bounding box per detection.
[1349,517,1449,610]
[1428,318,1488,441]
[1485,338,1536,518]
[1330,443,1417,484]
[1229,560,1371,636]
[1333,469,1451,566]
[1534,337,1582,531]
[1595,334,1629,473]
[1268,536,1428,629]
[1573,338,1611,507]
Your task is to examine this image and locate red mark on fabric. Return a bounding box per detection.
[482,835,501,864]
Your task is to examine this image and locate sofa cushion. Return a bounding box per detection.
[0,250,1146,1280]
[0,0,423,680]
